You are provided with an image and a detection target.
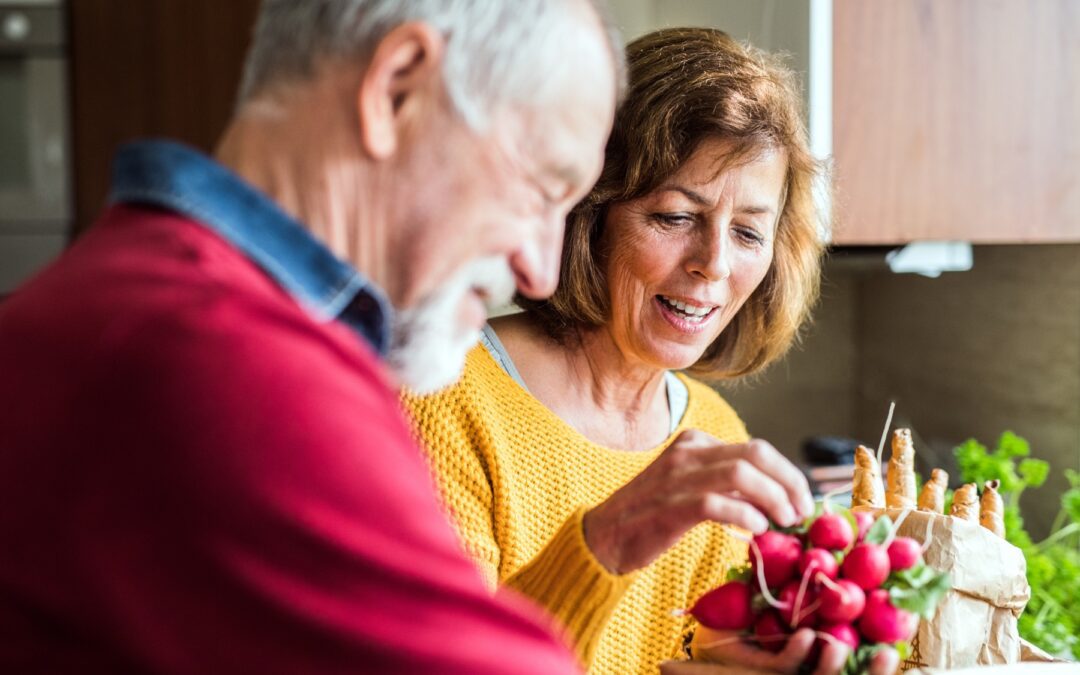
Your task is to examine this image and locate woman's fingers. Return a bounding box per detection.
[583,431,815,574]
[810,640,850,675]
[868,647,900,675]
[737,439,815,519]
[694,627,893,675]
[669,492,770,534]
[668,435,814,520]
[693,626,814,674]
[768,628,817,672]
[677,459,799,528]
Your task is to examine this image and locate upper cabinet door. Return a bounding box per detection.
[832,0,1080,244]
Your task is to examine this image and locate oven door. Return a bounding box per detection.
[0,3,70,225]
[0,2,70,292]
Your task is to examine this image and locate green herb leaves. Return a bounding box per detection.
[887,565,951,620]
[953,432,1080,659]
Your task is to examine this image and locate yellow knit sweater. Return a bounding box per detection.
[402,346,750,675]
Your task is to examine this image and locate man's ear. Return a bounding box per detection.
[357,22,445,160]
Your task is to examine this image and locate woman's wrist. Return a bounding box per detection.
[582,504,623,574]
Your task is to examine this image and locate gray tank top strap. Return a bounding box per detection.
[479,324,530,391]
[664,370,689,433]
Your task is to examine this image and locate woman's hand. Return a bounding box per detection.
[692,626,900,675]
[583,429,813,574]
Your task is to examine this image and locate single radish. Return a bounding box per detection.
[751,531,802,588]
[818,622,860,651]
[778,581,819,629]
[808,513,854,551]
[689,581,753,631]
[887,536,922,571]
[799,548,839,581]
[807,620,860,669]
[818,578,866,624]
[753,610,791,653]
[853,511,875,542]
[841,542,891,590]
[859,589,918,643]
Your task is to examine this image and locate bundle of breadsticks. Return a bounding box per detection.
[850,428,1032,670]
[851,429,1005,538]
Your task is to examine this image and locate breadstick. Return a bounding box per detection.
[918,468,949,513]
[852,445,885,509]
[886,429,917,509]
[949,482,980,523]
[980,479,1005,537]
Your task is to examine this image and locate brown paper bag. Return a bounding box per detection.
[871,508,1031,670]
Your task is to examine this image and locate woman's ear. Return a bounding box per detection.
[356,22,445,160]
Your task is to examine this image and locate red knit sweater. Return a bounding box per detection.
[0,205,580,673]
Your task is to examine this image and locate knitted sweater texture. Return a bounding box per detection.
[403,346,750,675]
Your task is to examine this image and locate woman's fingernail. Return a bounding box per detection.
[781,504,797,526]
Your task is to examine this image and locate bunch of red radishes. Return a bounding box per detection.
[690,508,950,673]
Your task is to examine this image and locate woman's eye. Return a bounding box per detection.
[651,213,694,228]
[733,226,765,246]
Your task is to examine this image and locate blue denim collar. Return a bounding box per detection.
[108,139,392,356]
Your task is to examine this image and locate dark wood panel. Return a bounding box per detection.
[68,0,261,232]
[832,0,1080,244]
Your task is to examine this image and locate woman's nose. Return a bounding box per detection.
[688,225,732,282]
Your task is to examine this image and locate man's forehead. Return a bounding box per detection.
[501,106,606,186]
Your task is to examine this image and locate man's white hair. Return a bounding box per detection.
[239,0,625,130]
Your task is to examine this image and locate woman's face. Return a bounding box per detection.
[602,137,787,371]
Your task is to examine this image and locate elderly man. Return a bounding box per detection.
[0,0,619,672]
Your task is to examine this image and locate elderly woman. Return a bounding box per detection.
[405,28,895,675]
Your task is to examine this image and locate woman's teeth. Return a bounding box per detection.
[659,295,714,323]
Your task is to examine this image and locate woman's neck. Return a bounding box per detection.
[491,314,672,451]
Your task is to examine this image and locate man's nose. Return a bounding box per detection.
[510,216,564,300]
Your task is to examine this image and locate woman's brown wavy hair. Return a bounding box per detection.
[517,27,827,379]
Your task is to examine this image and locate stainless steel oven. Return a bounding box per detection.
[0,0,69,292]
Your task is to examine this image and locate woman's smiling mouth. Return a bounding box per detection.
[656,294,719,331]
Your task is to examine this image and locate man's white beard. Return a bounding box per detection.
[387,257,516,394]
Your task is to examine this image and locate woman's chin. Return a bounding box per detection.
[647,345,711,372]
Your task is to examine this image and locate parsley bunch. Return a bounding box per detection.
[952,432,1080,659]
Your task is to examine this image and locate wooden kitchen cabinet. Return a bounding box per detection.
[831,0,1080,244]
[68,0,261,233]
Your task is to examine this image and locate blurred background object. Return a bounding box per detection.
[802,435,858,500]
[0,0,260,294]
[0,0,69,291]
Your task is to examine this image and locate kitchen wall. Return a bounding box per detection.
[717,245,1080,538]
[714,265,860,461]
